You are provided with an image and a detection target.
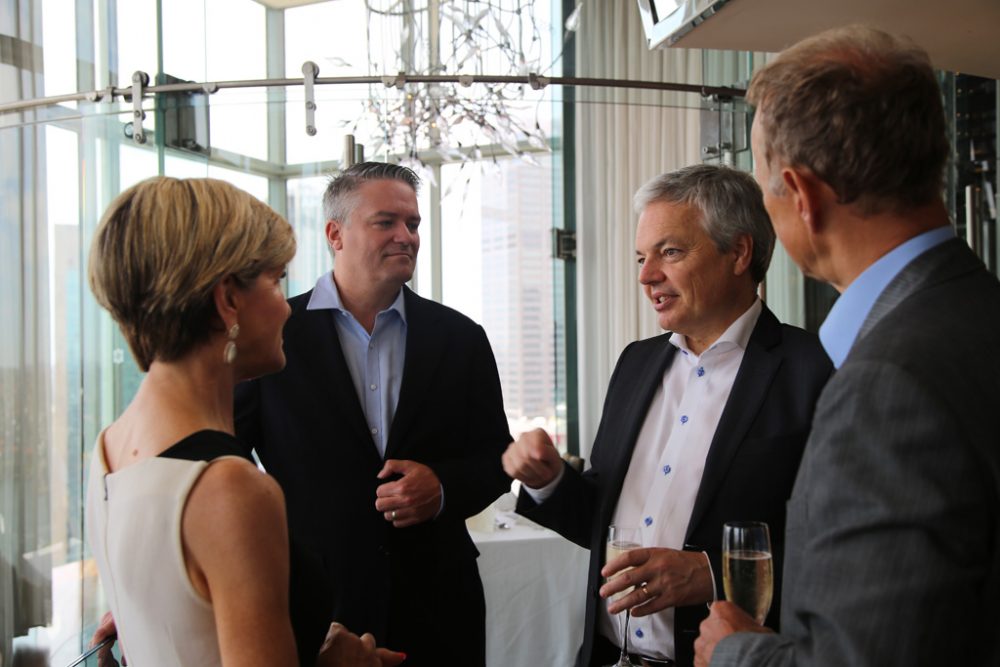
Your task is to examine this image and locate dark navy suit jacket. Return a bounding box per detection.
[235,285,511,665]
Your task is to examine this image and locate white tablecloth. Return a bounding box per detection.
[472,516,589,667]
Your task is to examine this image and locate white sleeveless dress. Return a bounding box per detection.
[86,431,232,666]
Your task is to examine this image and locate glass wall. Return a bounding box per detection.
[0,0,565,663]
[437,157,561,440]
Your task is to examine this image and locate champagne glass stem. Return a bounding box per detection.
[619,609,631,663]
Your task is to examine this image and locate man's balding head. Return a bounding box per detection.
[748,25,949,216]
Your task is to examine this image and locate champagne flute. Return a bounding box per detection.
[722,521,774,624]
[605,525,641,667]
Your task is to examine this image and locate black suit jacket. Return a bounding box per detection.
[517,304,832,667]
[235,284,511,665]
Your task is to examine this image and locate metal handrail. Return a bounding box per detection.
[64,636,116,667]
[0,71,746,116]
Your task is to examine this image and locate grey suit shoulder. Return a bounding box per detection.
[713,239,1000,667]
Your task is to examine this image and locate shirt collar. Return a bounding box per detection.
[819,225,954,368]
[306,271,407,324]
[669,298,762,358]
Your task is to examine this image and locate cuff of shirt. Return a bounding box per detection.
[521,464,566,504]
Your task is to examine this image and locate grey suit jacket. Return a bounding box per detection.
[713,238,1000,666]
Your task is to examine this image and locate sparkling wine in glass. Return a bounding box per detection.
[722,521,774,625]
[605,525,641,667]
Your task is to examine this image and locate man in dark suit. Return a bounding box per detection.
[502,164,832,667]
[235,162,511,666]
[696,27,1000,667]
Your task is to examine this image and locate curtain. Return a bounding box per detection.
[1,1,55,660]
[573,1,703,455]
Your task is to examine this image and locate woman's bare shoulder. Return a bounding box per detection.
[187,457,285,527]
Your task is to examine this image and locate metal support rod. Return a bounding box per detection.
[966,184,980,254]
[130,70,149,144]
[302,61,319,136]
[0,71,746,116]
[344,134,356,167]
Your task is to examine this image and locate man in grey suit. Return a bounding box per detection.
[695,25,1000,667]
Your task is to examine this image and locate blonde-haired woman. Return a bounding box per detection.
[86,177,403,667]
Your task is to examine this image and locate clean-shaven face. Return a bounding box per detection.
[330,179,421,293]
[635,200,748,350]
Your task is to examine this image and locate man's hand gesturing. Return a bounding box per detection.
[501,428,563,490]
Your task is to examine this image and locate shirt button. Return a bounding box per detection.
[369,343,374,350]
[662,464,672,475]
[697,366,705,377]
[370,384,377,391]
[635,628,645,639]
[644,516,653,526]
[370,427,378,435]
[680,415,689,424]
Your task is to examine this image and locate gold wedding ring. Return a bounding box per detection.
[390,510,397,521]
[641,584,651,598]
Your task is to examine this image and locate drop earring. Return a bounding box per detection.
[223,323,240,365]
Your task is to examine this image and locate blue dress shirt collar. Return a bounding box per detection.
[305,271,407,325]
[819,225,954,368]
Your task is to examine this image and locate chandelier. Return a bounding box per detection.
[334,0,575,173]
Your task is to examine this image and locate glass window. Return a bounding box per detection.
[284,1,372,165]
[162,0,269,160]
[441,164,484,320]
[41,0,77,97]
[164,155,270,201]
[1,3,569,663]
[161,0,208,82]
[286,175,333,296]
[441,157,558,441]
[412,178,435,299]
[284,2,370,77]
[207,165,269,201]
[204,0,268,161]
[118,144,159,190]
[115,0,158,87]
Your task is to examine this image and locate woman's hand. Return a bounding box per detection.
[316,623,406,667]
[91,611,125,666]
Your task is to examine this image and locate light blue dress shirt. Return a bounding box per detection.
[819,225,955,368]
[307,271,406,458]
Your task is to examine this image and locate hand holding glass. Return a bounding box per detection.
[722,521,773,625]
[605,525,641,667]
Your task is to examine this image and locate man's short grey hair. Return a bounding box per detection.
[633,164,775,284]
[322,161,421,223]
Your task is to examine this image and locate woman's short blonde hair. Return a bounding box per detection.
[88,177,295,371]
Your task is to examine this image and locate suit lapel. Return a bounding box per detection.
[857,238,981,343]
[685,305,783,537]
[290,295,373,447]
[384,288,444,459]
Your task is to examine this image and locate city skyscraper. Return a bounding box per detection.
[479,159,556,429]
